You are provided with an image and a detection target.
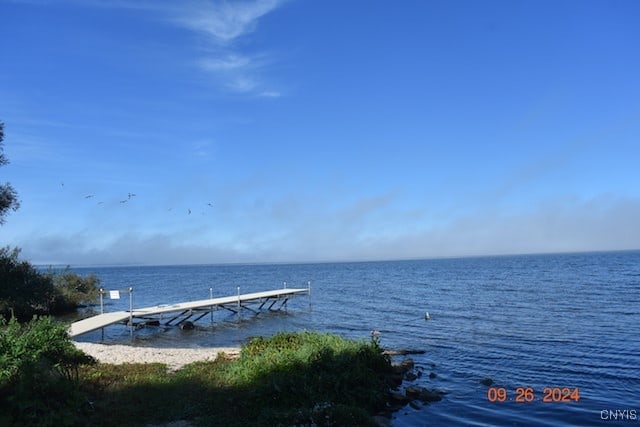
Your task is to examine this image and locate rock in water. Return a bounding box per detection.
[480,378,494,386]
[179,321,195,330]
[419,388,445,403]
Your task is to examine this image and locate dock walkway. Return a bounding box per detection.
[69,287,309,338]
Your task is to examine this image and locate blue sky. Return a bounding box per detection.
[1,0,639,266]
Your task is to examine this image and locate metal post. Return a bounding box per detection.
[237,286,242,319]
[129,287,133,339]
[99,288,104,341]
[283,281,288,312]
[210,287,214,324]
[283,283,288,311]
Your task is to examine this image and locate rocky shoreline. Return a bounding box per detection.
[385,354,447,409]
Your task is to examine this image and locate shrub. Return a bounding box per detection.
[0,316,95,426]
[0,247,100,320]
[80,331,392,426]
[49,268,100,314]
[0,247,56,321]
[218,331,392,423]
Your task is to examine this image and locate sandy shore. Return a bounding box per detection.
[74,342,241,371]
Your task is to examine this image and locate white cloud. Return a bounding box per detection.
[227,76,258,92]
[169,0,285,95]
[198,52,280,94]
[20,0,287,96]
[200,54,252,71]
[191,139,215,158]
[176,0,283,44]
[259,90,282,98]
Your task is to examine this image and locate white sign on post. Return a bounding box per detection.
[109,290,121,300]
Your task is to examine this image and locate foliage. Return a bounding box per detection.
[218,330,392,425]
[0,120,20,225]
[227,331,390,405]
[0,247,101,321]
[0,247,56,321]
[0,316,95,426]
[80,331,392,426]
[49,267,101,313]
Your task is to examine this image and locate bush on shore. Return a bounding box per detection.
[49,268,100,313]
[0,316,96,426]
[81,331,393,426]
[0,247,100,321]
[0,320,392,426]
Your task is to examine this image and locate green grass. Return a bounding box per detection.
[79,331,392,426]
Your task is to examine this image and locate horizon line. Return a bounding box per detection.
[37,248,640,270]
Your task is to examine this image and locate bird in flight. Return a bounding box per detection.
[84,194,94,199]
[188,208,192,215]
[128,193,136,199]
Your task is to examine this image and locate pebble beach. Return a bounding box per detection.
[73,342,241,371]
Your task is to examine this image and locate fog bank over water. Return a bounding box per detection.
[22,195,640,267]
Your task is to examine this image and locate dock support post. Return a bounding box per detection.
[283,281,287,310]
[210,287,214,324]
[99,288,104,341]
[129,287,133,339]
[237,286,241,319]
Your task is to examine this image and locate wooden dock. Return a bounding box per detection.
[69,287,310,338]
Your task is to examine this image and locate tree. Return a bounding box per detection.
[0,121,20,225]
[0,247,56,321]
[0,248,101,321]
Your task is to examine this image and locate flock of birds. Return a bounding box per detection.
[65,182,213,215]
[84,192,137,204]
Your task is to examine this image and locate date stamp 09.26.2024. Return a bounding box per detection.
[486,386,580,403]
[486,387,638,422]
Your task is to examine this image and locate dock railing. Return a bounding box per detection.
[71,282,312,340]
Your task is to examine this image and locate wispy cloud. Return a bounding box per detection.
[18,0,287,96]
[175,0,283,44]
[191,139,215,159]
[170,0,286,95]
[200,54,252,71]
[259,90,282,98]
[199,55,260,92]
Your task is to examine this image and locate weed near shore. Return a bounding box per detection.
[80,331,392,426]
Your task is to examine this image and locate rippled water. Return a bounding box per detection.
[71,251,640,426]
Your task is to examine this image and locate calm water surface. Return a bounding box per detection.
[71,251,640,426]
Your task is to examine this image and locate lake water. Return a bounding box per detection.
[71,251,640,426]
